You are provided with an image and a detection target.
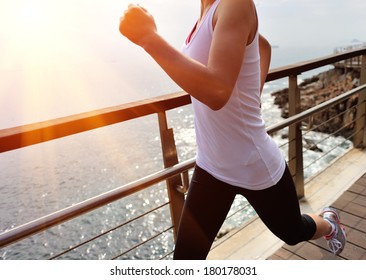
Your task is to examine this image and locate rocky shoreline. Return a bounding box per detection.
[271,67,361,139]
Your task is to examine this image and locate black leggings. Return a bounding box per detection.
[173,164,317,260]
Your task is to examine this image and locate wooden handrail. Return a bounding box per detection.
[0,92,191,153]
[267,47,366,80]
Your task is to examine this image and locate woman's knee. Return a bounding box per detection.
[277,214,317,246]
[282,236,302,246]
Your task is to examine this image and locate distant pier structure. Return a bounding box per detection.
[334,42,366,69]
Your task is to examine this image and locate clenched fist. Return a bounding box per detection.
[119,4,157,48]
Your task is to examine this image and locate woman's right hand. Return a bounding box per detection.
[119,4,157,48]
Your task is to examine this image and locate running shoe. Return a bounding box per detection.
[321,207,347,255]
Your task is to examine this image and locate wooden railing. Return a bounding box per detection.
[1,47,366,259]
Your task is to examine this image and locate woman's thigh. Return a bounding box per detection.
[241,165,316,245]
[173,166,237,259]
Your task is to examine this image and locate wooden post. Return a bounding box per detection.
[158,111,185,241]
[288,75,305,198]
[362,55,366,146]
[354,54,366,148]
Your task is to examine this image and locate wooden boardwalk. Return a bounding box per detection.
[268,173,366,260]
[208,148,366,260]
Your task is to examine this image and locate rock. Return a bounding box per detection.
[304,138,323,152]
[271,67,361,138]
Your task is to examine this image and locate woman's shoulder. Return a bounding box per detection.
[215,0,256,22]
[214,0,257,35]
[217,0,255,11]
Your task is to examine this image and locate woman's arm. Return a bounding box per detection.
[119,1,257,110]
[259,34,272,93]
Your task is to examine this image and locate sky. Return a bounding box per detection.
[256,0,366,47]
[0,0,365,128]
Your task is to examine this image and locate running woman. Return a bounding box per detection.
[119,0,347,259]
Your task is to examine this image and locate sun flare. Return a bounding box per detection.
[19,3,44,28]
[0,1,99,126]
[1,0,141,129]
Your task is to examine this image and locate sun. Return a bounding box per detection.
[20,4,42,21]
[18,3,48,34]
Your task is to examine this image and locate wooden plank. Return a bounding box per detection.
[340,211,363,228]
[340,242,366,260]
[357,219,366,232]
[282,241,337,260]
[343,202,366,218]
[346,227,366,249]
[354,195,366,207]
[268,248,303,260]
[349,183,366,195]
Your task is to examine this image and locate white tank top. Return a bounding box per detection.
[182,0,285,190]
